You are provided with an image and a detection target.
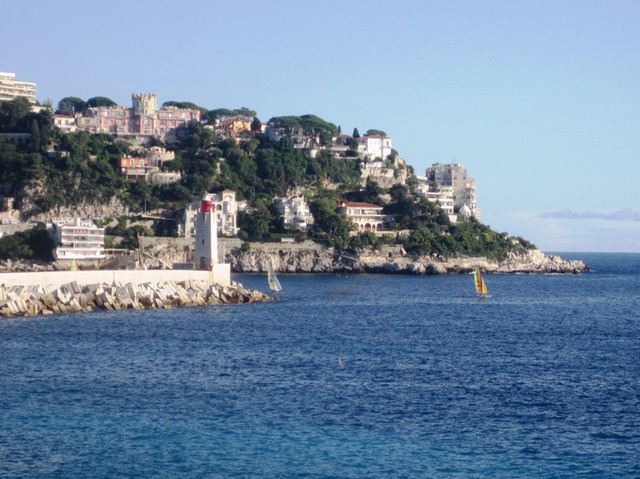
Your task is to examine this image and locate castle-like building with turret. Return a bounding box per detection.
[76,93,200,143]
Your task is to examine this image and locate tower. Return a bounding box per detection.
[194,197,219,270]
[131,93,157,116]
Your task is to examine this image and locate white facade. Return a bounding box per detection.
[52,218,105,260]
[181,190,239,238]
[273,196,315,231]
[0,72,36,103]
[358,135,392,160]
[414,183,458,223]
[425,163,480,219]
[194,199,219,270]
[53,114,78,133]
[337,201,386,232]
[209,189,238,237]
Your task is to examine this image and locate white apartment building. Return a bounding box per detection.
[273,196,315,231]
[180,189,239,238]
[51,218,105,261]
[425,163,480,219]
[414,179,457,223]
[0,72,36,103]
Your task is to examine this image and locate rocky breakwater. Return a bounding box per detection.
[229,246,588,275]
[0,280,271,318]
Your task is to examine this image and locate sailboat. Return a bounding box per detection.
[473,266,491,299]
[267,262,283,297]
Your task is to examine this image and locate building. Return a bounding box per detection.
[414,179,457,223]
[144,146,175,165]
[180,189,239,238]
[193,198,219,270]
[53,114,78,133]
[0,72,36,103]
[118,155,181,184]
[273,196,314,231]
[75,93,200,143]
[51,218,105,261]
[119,156,154,181]
[218,116,252,136]
[337,201,386,232]
[0,211,17,225]
[358,134,393,160]
[425,163,480,219]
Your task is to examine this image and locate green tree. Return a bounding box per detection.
[310,196,351,245]
[55,97,87,115]
[0,97,31,131]
[366,129,387,137]
[86,96,117,108]
[250,116,262,132]
[0,224,54,261]
[162,101,207,112]
[239,199,273,238]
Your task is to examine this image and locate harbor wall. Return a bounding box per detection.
[0,264,231,288]
[0,263,275,319]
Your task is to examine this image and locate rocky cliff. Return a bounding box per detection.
[227,246,588,275]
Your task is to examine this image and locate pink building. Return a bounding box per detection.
[76,93,200,143]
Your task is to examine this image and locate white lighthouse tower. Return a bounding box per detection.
[194,196,219,270]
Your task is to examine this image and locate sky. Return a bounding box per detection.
[3,0,639,252]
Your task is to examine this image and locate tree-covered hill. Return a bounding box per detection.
[0,98,535,260]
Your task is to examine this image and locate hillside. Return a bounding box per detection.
[0,98,535,261]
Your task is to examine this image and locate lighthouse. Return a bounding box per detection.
[194,196,219,270]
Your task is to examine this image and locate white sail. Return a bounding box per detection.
[267,263,283,293]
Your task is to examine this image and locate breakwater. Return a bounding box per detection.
[0,279,270,318]
[0,267,269,318]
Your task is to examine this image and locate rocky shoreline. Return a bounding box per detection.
[229,248,589,275]
[0,248,587,318]
[0,247,589,276]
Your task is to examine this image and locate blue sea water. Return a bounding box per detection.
[1,253,639,478]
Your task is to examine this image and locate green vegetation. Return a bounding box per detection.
[0,224,55,261]
[0,97,535,261]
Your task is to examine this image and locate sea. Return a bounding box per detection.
[1,253,639,478]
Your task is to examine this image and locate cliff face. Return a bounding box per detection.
[0,243,588,275]
[227,247,589,275]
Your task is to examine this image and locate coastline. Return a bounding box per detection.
[0,246,588,318]
[229,247,589,275]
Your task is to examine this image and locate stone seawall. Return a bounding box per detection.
[0,279,270,318]
[0,267,269,318]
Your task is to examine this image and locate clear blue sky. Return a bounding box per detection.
[3,0,639,252]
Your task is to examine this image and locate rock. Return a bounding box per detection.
[0,279,269,318]
[229,246,588,275]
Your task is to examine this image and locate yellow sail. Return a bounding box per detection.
[474,267,489,295]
